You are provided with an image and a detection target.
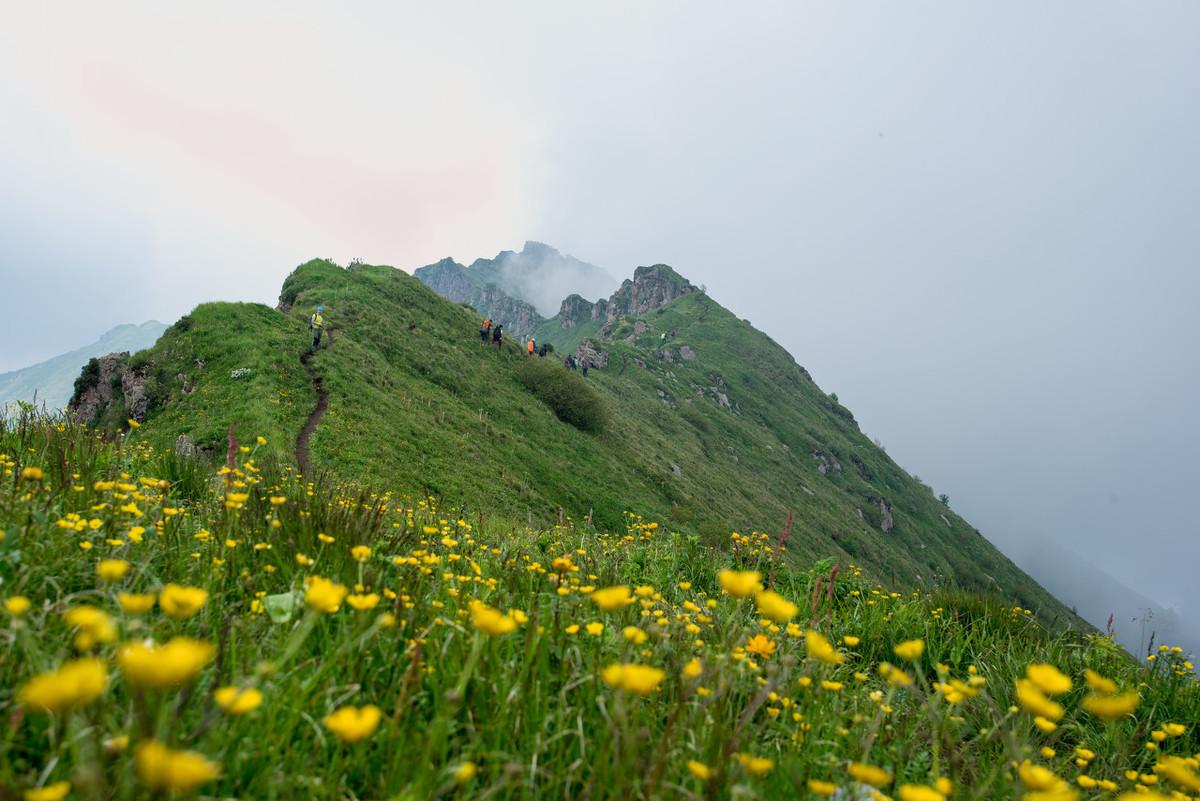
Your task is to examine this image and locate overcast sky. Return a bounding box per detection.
[4,3,1198,648]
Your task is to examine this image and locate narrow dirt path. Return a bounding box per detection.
[296,348,329,476]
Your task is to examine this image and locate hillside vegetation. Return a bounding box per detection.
[0,414,1196,800]
[69,258,1079,629]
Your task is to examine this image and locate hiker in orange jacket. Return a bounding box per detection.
[527,337,536,356]
[480,318,491,344]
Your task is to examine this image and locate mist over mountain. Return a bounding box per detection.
[414,242,617,339]
[0,321,166,412]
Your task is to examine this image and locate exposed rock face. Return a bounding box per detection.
[811,449,843,476]
[556,294,596,330]
[876,498,895,534]
[602,264,696,330]
[679,345,697,361]
[412,256,546,340]
[69,352,154,425]
[575,340,608,370]
[69,353,127,424]
[175,434,196,457]
[414,243,615,326]
[474,285,544,340]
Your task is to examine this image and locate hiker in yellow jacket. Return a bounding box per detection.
[309,305,325,353]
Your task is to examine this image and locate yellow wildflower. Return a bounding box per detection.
[118,593,157,614]
[898,785,946,801]
[1083,668,1117,694]
[717,569,762,598]
[735,753,773,776]
[351,545,372,562]
[134,740,220,793]
[453,762,477,784]
[848,762,892,788]
[591,585,634,611]
[1026,663,1072,695]
[842,635,860,647]
[808,779,838,796]
[585,622,604,636]
[23,782,70,801]
[805,629,844,665]
[1015,678,1065,721]
[893,639,925,661]
[754,590,797,622]
[601,663,665,695]
[118,638,215,688]
[687,761,712,781]
[63,605,117,650]
[746,634,777,658]
[159,584,208,619]
[97,559,130,582]
[18,658,107,713]
[213,686,263,715]
[346,593,381,612]
[1081,692,1139,720]
[323,704,382,743]
[304,577,348,613]
[20,466,45,481]
[5,596,31,616]
[682,658,703,680]
[469,600,519,635]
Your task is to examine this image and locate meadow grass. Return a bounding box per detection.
[1,412,1197,800]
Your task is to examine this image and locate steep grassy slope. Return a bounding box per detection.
[79,259,1081,626]
[4,416,1194,799]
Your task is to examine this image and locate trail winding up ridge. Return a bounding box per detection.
[295,347,329,476]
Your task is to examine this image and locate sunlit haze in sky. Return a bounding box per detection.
[4,3,1198,650]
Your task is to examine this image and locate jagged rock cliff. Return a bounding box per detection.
[413,242,616,339]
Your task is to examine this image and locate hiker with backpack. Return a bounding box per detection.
[492,323,503,349]
[527,337,536,356]
[309,305,326,353]
[480,318,492,344]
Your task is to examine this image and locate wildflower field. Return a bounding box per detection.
[2,412,1198,800]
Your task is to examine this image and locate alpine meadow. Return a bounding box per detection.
[2,256,1197,801]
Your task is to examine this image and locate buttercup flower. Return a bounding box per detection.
[118,638,215,688]
[18,659,107,713]
[159,584,208,619]
[717,570,762,598]
[323,704,382,743]
[135,740,220,793]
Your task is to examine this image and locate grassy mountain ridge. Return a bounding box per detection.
[72,257,1084,628]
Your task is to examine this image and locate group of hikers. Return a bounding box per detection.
[480,317,590,375]
[306,307,590,376]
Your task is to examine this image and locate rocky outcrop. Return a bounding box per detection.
[811,449,843,476]
[69,353,151,425]
[602,264,696,329]
[575,340,608,370]
[556,294,596,330]
[413,257,546,340]
[69,353,127,424]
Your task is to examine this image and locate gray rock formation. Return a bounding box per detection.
[575,340,609,370]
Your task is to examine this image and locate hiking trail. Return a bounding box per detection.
[296,347,329,476]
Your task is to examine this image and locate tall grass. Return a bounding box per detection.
[1,413,1196,800]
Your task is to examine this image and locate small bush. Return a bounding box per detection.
[516,360,606,432]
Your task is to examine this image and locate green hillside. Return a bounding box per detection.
[71,258,1083,627]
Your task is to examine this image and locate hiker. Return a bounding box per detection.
[564,354,577,370]
[480,317,492,344]
[581,359,589,378]
[309,305,325,353]
[492,323,503,349]
[538,343,548,358]
[527,337,536,356]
